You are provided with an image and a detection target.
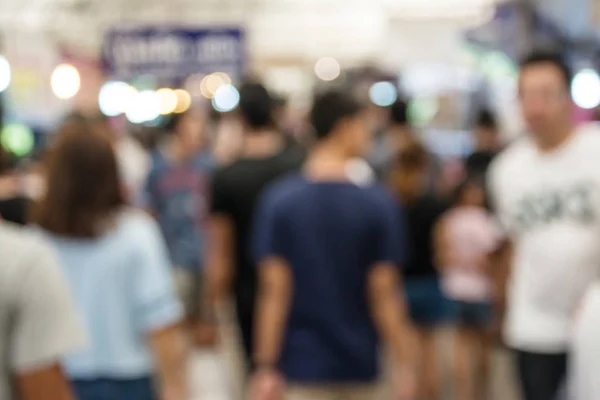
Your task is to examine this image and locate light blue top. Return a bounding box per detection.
[36,209,183,379]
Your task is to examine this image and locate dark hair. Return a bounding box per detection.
[165,111,189,133]
[310,90,363,139]
[520,50,573,89]
[239,82,274,130]
[395,141,429,171]
[452,176,485,206]
[390,99,408,126]
[32,123,125,238]
[475,109,497,131]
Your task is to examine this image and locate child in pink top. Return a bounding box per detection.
[435,178,502,400]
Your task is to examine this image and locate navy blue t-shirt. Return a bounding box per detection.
[252,174,407,383]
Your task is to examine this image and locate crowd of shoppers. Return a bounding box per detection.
[3,49,600,400]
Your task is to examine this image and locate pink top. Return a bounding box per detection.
[440,206,502,302]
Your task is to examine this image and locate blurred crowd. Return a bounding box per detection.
[2,49,600,400]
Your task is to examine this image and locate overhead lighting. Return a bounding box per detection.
[383,0,496,21]
[212,84,240,113]
[157,88,178,115]
[99,81,136,117]
[51,64,81,99]
[200,73,227,99]
[125,90,161,124]
[369,82,398,107]
[572,69,600,110]
[1,123,34,157]
[173,89,192,113]
[0,55,11,93]
[314,57,341,82]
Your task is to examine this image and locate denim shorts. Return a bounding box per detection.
[71,376,156,400]
[451,300,493,328]
[404,277,452,327]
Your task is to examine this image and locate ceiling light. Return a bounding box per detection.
[212,84,240,113]
[1,123,34,157]
[315,57,341,81]
[125,90,161,124]
[173,89,192,113]
[369,82,398,107]
[572,69,600,110]
[157,88,178,115]
[0,56,11,93]
[51,64,80,99]
[99,81,136,117]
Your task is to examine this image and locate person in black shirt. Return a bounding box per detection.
[465,109,500,179]
[206,82,305,373]
[388,141,449,400]
[0,147,30,225]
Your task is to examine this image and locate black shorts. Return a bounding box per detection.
[515,349,568,400]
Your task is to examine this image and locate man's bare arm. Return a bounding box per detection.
[148,324,188,400]
[490,240,512,309]
[16,364,75,400]
[368,263,417,377]
[253,257,293,368]
[205,215,235,315]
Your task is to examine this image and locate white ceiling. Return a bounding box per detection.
[0,0,501,61]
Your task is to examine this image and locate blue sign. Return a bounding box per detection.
[102,27,246,81]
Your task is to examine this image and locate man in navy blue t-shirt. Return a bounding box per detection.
[249,91,416,400]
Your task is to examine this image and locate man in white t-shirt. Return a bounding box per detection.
[488,51,600,400]
[0,221,87,400]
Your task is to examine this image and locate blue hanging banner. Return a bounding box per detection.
[102,27,246,81]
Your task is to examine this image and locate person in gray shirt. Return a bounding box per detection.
[0,221,86,400]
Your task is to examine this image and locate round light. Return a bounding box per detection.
[315,57,341,82]
[173,89,192,114]
[51,64,81,99]
[408,97,439,127]
[125,90,161,124]
[572,69,600,109]
[0,55,11,93]
[212,84,240,113]
[99,81,136,117]
[1,123,34,157]
[212,72,231,85]
[369,82,398,107]
[200,74,226,99]
[157,88,178,115]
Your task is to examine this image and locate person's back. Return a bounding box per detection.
[31,124,186,400]
[38,210,182,380]
[0,221,86,400]
[249,90,415,400]
[213,145,304,286]
[255,175,400,381]
[207,82,305,369]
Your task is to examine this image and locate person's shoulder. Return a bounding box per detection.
[359,184,398,212]
[261,173,307,207]
[0,223,60,284]
[488,136,533,180]
[212,159,247,187]
[0,222,45,255]
[117,207,158,230]
[573,123,600,152]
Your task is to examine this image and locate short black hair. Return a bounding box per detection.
[520,50,573,89]
[310,90,363,139]
[390,99,408,126]
[238,82,274,130]
[452,175,485,206]
[165,111,188,133]
[475,109,497,131]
